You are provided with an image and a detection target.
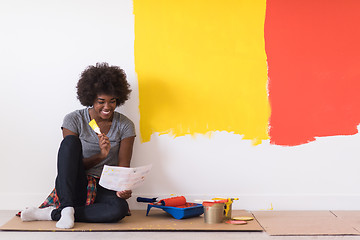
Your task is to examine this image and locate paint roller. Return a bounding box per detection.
[158,196,187,207]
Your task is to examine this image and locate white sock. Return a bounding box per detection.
[21,206,54,221]
[56,207,75,229]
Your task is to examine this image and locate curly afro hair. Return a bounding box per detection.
[76,63,131,107]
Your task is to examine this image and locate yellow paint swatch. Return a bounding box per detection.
[134,0,269,144]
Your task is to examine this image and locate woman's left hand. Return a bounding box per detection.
[98,133,111,159]
[116,190,132,199]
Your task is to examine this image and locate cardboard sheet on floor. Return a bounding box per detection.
[332,211,360,233]
[252,211,360,236]
[0,210,263,232]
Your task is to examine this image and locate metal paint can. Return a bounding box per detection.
[212,197,239,220]
[203,201,226,224]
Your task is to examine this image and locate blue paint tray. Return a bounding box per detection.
[146,203,204,219]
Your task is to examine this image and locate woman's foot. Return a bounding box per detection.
[21,206,54,221]
[56,207,75,229]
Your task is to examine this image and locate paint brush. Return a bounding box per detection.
[89,119,101,135]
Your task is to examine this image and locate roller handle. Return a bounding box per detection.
[137,197,158,203]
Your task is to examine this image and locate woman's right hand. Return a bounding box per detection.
[98,133,111,159]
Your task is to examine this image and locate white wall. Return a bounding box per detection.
[1,0,360,211]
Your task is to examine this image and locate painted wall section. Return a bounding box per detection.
[134,0,270,144]
[266,0,360,146]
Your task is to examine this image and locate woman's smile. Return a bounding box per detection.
[100,109,112,117]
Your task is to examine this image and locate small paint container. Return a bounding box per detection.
[203,201,227,224]
[212,197,239,220]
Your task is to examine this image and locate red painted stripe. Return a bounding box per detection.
[266,0,360,145]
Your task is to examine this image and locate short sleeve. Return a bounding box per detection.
[62,111,80,134]
[119,114,136,140]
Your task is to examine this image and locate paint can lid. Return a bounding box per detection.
[232,216,254,221]
[225,220,247,225]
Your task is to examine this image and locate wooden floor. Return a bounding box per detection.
[0,210,262,232]
[2,210,360,240]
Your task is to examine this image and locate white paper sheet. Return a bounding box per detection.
[99,164,152,191]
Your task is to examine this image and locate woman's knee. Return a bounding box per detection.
[58,135,82,157]
[107,199,129,222]
[57,135,83,168]
[61,135,81,149]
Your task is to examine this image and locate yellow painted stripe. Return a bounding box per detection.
[134,0,269,144]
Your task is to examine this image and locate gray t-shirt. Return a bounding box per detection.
[62,108,136,177]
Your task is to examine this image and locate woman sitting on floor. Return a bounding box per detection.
[21,63,136,229]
